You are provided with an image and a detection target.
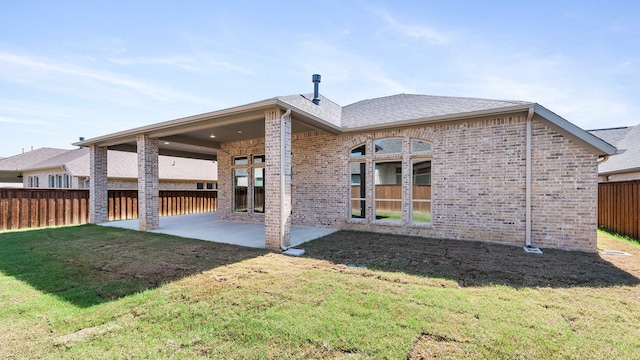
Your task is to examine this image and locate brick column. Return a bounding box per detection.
[89,145,108,224]
[137,134,159,231]
[264,109,292,249]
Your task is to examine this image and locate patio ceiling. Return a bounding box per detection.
[78,102,334,161]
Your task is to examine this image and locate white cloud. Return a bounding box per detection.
[293,40,414,104]
[109,55,202,72]
[110,52,254,75]
[374,9,450,45]
[0,115,45,125]
[0,52,210,104]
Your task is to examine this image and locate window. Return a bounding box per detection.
[206,182,213,190]
[253,168,265,213]
[56,174,63,188]
[374,138,402,155]
[49,175,55,188]
[234,156,248,165]
[412,160,432,224]
[64,174,71,188]
[196,182,204,190]
[234,168,248,212]
[374,161,402,221]
[349,138,433,225]
[350,162,366,218]
[411,139,432,154]
[27,176,39,188]
[350,144,366,157]
[253,155,265,164]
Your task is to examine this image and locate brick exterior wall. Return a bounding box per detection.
[89,145,108,224]
[216,111,599,251]
[292,131,346,227]
[264,109,292,249]
[530,118,598,250]
[137,135,159,231]
[217,138,266,223]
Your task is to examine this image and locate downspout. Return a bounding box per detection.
[280,108,292,251]
[596,155,610,164]
[525,107,534,247]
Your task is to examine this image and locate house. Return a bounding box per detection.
[1,147,217,190]
[0,147,70,184]
[75,75,616,251]
[589,124,640,182]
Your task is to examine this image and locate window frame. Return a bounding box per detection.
[373,159,403,223]
[349,160,366,220]
[411,158,432,225]
[348,137,434,226]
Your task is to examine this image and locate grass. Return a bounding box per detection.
[598,227,640,245]
[1,226,639,359]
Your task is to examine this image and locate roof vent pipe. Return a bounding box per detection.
[312,74,321,105]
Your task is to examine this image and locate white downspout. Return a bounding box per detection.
[280,108,292,251]
[525,107,534,247]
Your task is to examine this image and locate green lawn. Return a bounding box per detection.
[1,226,639,359]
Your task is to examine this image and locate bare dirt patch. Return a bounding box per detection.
[303,231,640,288]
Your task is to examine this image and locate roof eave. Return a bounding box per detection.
[73,98,281,148]
[20,165,66,173]
[598,166,640,176]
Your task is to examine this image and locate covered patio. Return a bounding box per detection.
[100,212,336,249]
[76,84,341,250]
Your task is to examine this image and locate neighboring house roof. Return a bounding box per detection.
[590,124,640,175]
[22,147,88,172]
[0,147,71,183]
[75,91,617,158]
[0,147,70,171]
[19,148,217,181]
[588,126,632,147]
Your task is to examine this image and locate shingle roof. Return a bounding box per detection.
[22,148,88,171]
[0,147,70,171]
[278,93,342,128]
[75,91,616,157]
[340,94,531,129]
[588,127,631,147]
[592,124,640,174]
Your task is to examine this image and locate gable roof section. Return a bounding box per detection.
[588,126,632,147]
[22,147,88,171]
[591,124,640,175]
[0,147,72,183]
[277,93,342,128]
[74,92,617,158]
[0,147,70,171]
[341,94,531,129]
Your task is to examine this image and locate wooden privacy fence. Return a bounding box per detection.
[598,180,640,239]
[0,188,89,231]
[352,185,432,211]
[1,188,217,231]
[109,190,218,221]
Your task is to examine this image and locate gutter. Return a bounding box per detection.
[280,109,292,251]
[524,107,542,254]
[525,107,533,248]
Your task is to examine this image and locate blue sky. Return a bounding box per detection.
[1,1,638,157]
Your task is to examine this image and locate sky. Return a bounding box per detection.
[0,0,639,157]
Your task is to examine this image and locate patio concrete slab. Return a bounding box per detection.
[100,212,336,249]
